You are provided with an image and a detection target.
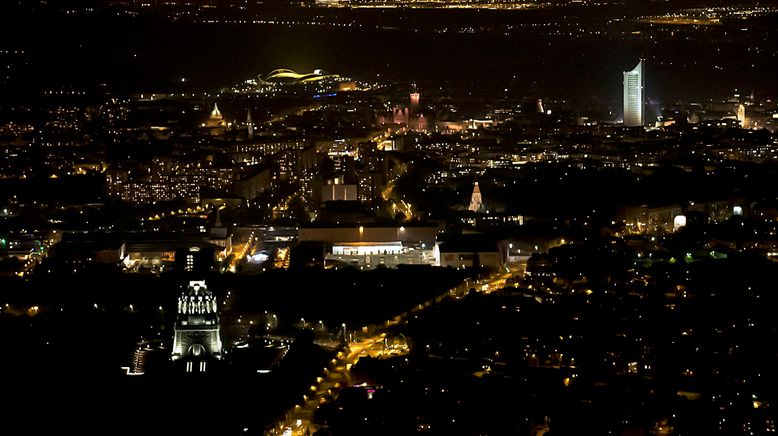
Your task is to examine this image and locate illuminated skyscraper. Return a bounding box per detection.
[623,60,644,127]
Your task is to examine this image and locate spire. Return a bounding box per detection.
[468,181,484,213]
[246,108,254,140]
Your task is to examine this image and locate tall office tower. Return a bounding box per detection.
[623,60,645,127]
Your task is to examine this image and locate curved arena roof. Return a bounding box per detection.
[262,68,340,84]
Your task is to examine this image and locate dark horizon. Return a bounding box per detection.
[1,0,776,106]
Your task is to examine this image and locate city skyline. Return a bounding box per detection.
[1,1,777,435]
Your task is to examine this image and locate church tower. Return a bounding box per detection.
[172,280,222,372]
[410,85,420,116]
[737,103,747,128]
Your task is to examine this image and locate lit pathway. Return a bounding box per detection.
[266,267,523,435]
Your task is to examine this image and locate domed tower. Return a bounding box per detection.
[206,103,224,127]
[172,280,222,371]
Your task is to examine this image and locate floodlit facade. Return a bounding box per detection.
[468,182,485,212]
[299,225,440,269]
[172,281,222,367]
[410,91,420,115]
[623,60,645,127]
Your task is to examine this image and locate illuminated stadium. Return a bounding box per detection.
[260,68,341,84]
[231,68,367,94]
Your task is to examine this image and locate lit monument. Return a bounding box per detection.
[172,280,222,371]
